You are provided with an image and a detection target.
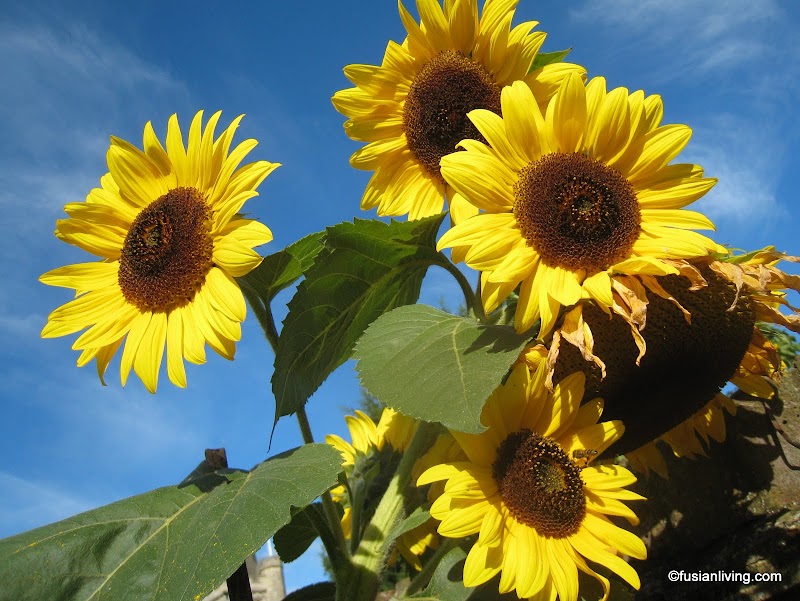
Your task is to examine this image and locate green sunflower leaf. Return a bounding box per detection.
[272,215,447,423]
[409,545,471,601]
[273,502,325,563]
[529,47,573,73]
[386,507,432,544]
[0,444,340,601]
[238,231,326,306]
[354,305,531,433]
[283,582,336,601]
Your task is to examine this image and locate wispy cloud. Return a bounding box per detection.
[686,114,787,234]
[569,0,782,76]
[0,471,95,536]
[0,17,190,346]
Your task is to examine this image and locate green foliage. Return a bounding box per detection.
[758,322,800,365]
[273,503,326,563]
[0,444,340,601]
[238,231,325,306]
[272,215,447,424]
[354,305,531,433]
[283,582,336,601]
[352,387,384,423]
[410,546,472,601]
[387,507,432,544]
[529,48,573,73]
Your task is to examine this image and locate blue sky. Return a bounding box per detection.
[1,0,798,593]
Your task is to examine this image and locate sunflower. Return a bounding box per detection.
[437,76,724,337]
[326,409,384,468]
[530,249,798,469]
[377,407,418,451]
[326,410,384,540]
[418,363,646,601]
[40,111,278,392]
[332,0,585,221]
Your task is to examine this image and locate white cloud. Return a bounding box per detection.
[0,472,95,536]
[0,22,184,161]
[0,19,188,234]
[570,0,783,75]
[684,113,788,230]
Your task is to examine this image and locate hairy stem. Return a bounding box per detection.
[337,422,438,601]
[295,408,352,566]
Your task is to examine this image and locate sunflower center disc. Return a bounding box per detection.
[514,152,641,272]
[119,187,213,312]
[403,50,501,183]
[553,266,756,455]
[492,429,586,537]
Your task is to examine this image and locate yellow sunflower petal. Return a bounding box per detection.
[120,311,152,387]
[582,512,647,559]
[569,528,642,590]
[627,124,692,181]
[39,262,119,292]
[547,72,587,153]
[212,236,264,278]
[132,311,167,393]
[581,270,614,308]
[463,542,502,587]
[166,310,187,388]
[536,372,585,438]
[204,267,247,324]
[440,151,516,212]
[501,80,547,161]
[581,464,637,490]
[557,420,624,458]
[546,537,580,601]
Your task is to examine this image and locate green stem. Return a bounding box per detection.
[439,260,487,323]
[249,298,352,570]
[338,422,439,601]
[252,299,280,351]
[296,408,351,564]
[404,538,458,596]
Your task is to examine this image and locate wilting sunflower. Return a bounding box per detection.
[530,248,798,467]
[332,0,585,221]
[40,111,278,392]
[418,363,646,601]
[437,76,724,336]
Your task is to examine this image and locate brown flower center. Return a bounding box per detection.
[513,152,641,272]
[118,187,213,312]
[492,429,586,537]
[553,266,756,455]
[403,50,501,184]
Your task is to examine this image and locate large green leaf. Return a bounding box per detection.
[354,305,531,433]
[272,216,446,423]
[0,444,340,601]
[238,231,325,307]
[273,502,324,563]
[528,48,573,73]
